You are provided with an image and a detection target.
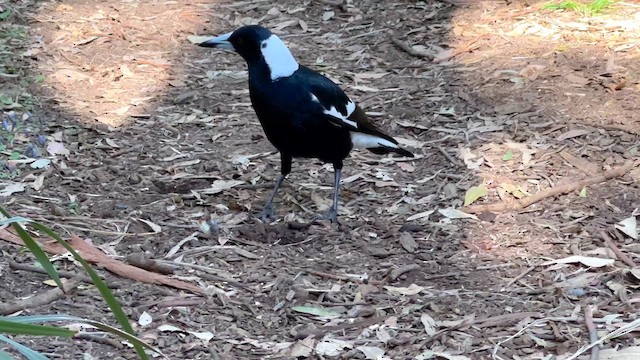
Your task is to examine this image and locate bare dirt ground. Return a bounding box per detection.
[1,0,639,359]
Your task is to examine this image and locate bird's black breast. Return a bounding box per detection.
[248,68,352,163]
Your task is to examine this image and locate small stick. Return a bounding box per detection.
[463,161,635,213]
[599,230,637,268]
[292,315,391,339]
[0,279,81,315]
[9,262,119,288]
[390,35,435,60]
[111,144,143,157]
[389,264,420,281]
[585,305,599,360]
[436,146,463,167]
[505,266,536,288]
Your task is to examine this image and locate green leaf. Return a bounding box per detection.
[0,208,63,290]
[502,150,513,161]
[0,143,5,152]
[0,10,11,20]
[0,335,49,360]
[0,95,12,105]
[291,306,341,318]
[9,151,20,160]
[29,223,151,360]
[34,75,45,83]
[0,320,75,337]
[579,187,587,197]
[464,186,488,206]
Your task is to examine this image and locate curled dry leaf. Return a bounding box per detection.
[542,255,615,268]
[615,216,638,240]
[420,313,437,336]
[384,284,424,296]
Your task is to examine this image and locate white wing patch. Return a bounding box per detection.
[350,132,399,150]
[311,95,358,128]
[261,35,299,81]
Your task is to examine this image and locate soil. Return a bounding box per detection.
[1,0,639,359]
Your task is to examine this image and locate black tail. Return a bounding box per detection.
[369,146,414,158]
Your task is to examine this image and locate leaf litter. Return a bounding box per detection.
[0,0,639,358]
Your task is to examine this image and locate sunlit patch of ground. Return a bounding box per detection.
[29,0,219,127]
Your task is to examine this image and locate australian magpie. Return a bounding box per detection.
[199,25,414,223]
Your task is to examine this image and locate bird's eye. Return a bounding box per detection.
[236,38,244,45]
[261,42,267,49]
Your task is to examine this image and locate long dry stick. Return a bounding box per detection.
[0,279,81,315]
[598,230,637,268]
[585,306,599,360]
[463,161,636,213]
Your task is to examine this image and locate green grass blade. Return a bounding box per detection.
[28,223,149,360]
[0,348,16,360]
[0,335,49,360]
[0,320,75,337]
[0,207,63,290]
[0,315,165,358]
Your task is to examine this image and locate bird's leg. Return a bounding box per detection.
[321,163,342,224]
[259,153,291,222]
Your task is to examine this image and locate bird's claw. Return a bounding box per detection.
[317,208,339,224]
[258,204,276,222]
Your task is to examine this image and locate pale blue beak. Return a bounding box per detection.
[199,32,234,51]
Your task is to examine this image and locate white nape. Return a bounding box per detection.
[261,35,299,81]
[350,132,398,150]
[319,99,358,128]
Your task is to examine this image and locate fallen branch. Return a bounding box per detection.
[0,279,81,315]
[0,229,207,295]
[585,306,599,360]
[598,230,637,268]
[291,315,391,340]
[390,35,434,60]
[463,161,636,213]
[9,262,119,288]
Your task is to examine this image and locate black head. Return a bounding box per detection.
[199,25,300,81]
[199,25,273,62]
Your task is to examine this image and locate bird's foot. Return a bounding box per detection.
[316,207,339,224]
[257,204,276,223]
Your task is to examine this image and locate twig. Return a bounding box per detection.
[111,144,143,157]
[505,266,535,288]
[76,333,124,349]
[9,262,119,288]
[585,306,599,360]
[598,230,637,268]
[463,161,636,213]
[317,0,347,11]
[436,146,463,167]
[390,35,434,60]
[0,279,81,315]
[433,35,484,63]
[389,264,420,281]
[291,315,391,340]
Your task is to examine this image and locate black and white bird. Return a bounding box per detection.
[199,25,414,223]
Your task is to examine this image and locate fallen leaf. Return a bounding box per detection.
[397,162,415,172]
[30,159,51,169]
[32,173,45,191]
[0,183,25,197]
[500,183,526,199]
[502,150,513,161]
[565,73,590,86]
[357,346,386,360]
[384,284,424,296]
[137,219,162,233]
[600,346,640,360]
[187,35,212,44]
[406,210,435,222]
[615,216,638,240]
[439,208,478,220]
[289,336,314,357]
[399,233,418,253]
[416,350,472,360]
[458,147,483,170]
[138,311,152,327]
[557,129,591,141]
[200,180,244,195]
[463,186,487,206]
[315,337,352,356]
[322,10,335,21]
[542,255,614,268]
[420,314,437,336]
[291,306,341,319]
[46,141,70,157]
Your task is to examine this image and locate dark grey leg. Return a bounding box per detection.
[259,153,291,222]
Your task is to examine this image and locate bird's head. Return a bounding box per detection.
[199,25,299,81]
